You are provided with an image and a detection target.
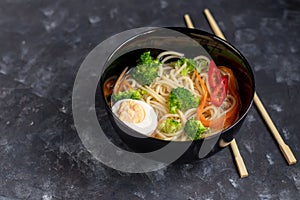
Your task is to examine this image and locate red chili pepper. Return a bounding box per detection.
[222,75,228,94]
[208,60,222,89]
[208,60,228,107]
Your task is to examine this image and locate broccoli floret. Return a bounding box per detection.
[137,51,160,65]
[184,118,207,140]
[169,87,200,114]
[195,58,209,72]
[158,118,181,134]
[175,58,197,76]
[175,57,209,74]
[132,52,161,85]
[112,88,145,102]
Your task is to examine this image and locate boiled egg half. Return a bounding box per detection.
[112,99,157,136]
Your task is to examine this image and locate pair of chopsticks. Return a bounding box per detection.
[184,9,297,178]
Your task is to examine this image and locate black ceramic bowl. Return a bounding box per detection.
[99,27,255,163]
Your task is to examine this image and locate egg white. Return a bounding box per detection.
[112,99,157,136]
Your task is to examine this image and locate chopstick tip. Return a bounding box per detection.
[204,8,210,13]
[184,14,190,19]
[183,14,194,29]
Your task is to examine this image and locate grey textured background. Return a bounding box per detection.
[0,0,300,199]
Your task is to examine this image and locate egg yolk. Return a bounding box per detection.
[117,100,146,123]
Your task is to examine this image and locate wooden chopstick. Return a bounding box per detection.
[184,14,195,29]
[230,139,248,178]
[254,93,297,164]
[203,9,226,40]
[203,8,297,165]
[183,14,249,178]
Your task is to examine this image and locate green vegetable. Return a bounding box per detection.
[158,118,181,134]
[195,58,209,73]
[132,51,161,85]
[175,57,209,75]
[137,51,158,65]
[175,58,197,76]
[169,87,200,114]
[184,118,207,140]
[112,88,146,102]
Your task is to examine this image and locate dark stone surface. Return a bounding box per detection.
[0,0,300,199]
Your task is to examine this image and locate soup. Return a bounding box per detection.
[103,50,241,141]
